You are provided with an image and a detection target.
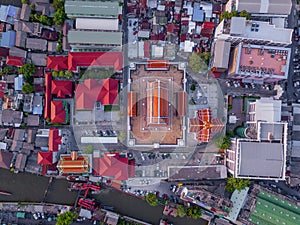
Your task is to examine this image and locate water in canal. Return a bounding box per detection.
[0,169,208,224]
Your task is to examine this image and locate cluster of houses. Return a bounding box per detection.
[127,0,223,59]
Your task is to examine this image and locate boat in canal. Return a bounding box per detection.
[67,176,88,183]
[0,190,12,196]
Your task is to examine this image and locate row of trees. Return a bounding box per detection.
[221,10,251,20]
[53,0,67,26]
[177,205,202,219]
[18,63,36,94]
[52,70,73,79]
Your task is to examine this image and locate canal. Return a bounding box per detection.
[0,169,208,225]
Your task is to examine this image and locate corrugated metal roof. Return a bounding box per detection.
[68,30,122,46]
[65,0,119,18]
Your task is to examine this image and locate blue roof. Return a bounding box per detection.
[1,30,16,48]
[14,75,23,91]
[192,3,205,22]
[33,105,43,115]
[0,5,19,24]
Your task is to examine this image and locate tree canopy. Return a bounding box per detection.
[188,52,208,74]
[19,63,35,84]
[213,134,231,150]
[226,176,250,192]
[22,83,34,94]
[56,211,77,225]
[177,205,186,218]
[145,193,158,206]
[84,145,93,154]
[221,10,251,20]
[186,206,202,219]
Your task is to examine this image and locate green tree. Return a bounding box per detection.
[145,193,158,206]
[59,70,65,77]
[53,0,64,9]
[53,8,66,26]
[64,70,73,79]
[199,52,211,64]
[177,205,186,218]
[22,82,34,94]
[186,206,202,219]
[226,176,250,192]
[213,134,231,150]
[52,70,59,77]
[239,10,251,20]
[188,52,207,74]
[84,145,93,154]
[18,63,35,82]
[2,66,14,75]
[30,4,35,11]
[56,211,77,225]
[118,131,126,142]
[21,0,28,4]
[190,83,196,91]
[56,43,63,52]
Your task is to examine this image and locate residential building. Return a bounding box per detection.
[0,151,12,169]
[29,53,47,66]
[127,61,187,148]
[93,151,135,180]
[65,0,120,18]
[1,109,23,127]
[33,95,43,115]
[9,47,27,58]
[48,41,58,52]
[26,38,47,51]
[6,55,25,67]
[20,4,31,21]
[67,30,122,51]
[228,43,291,83]
[75,78,118,110]
[226,0,292,17]
[0,5,20,24]
[14,75,23,91]
[57,151,91,174]
[15,153,27,172]
[26,114,40,126]
[212,40,231,72]
[1,30,16,48]
[215,17,293,46]
[23,93,34,113]
[15,31,27,48]
[48,128,61,152]
[226,98,288,180]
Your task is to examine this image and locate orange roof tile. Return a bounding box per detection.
[50,100,66,123]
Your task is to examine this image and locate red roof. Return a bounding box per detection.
[50,100,66,123]
[48,128,62,152]
[51,80,73,98]
[147,60,169,69]
[98,78,118,105]
[144,42,150,59]
[47,56,68,71]
[44,72,52,119]
[38,151,53,165]
[93,153,133,180]
[0,47,9,57]
[68,52,123,71]
[189,109,224,142]
[75,78,118,110]
[203,22,215,29]
[6,56,25,67]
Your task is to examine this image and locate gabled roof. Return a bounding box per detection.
[68,52,123,71]
[38,151,53,165]
[48,128,62,152]
[1,30,16,47]
[75,78,118,110]
[20,4,31,21]
[0,151,13,169]
[57,154,90,174]
[46,56,68,70]
[51,80,73,98]
[6,56,25,67]
[93,153,131,180]
[189,109,224,142]
[50,100,66,123]
[44,72,52,119]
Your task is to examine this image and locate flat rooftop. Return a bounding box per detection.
[238,141,284,178]
[128,63,186,147]
[229,43,291,80]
